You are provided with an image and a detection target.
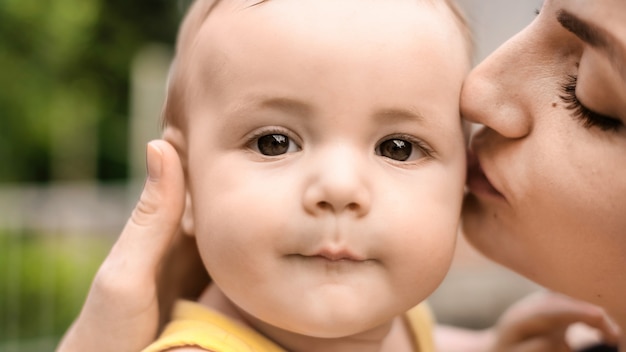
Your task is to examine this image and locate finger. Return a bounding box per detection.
[564,311,620,347]
[499,291,620,345]
[57,140,187,352]
[527,294,619,344]
[100,139,186,285]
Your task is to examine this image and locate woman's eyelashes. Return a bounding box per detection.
[560,75,623,132]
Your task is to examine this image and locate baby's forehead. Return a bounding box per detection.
[179,0,461,41]
[178,0,465,61]
[180,1,464,82]
[165,0,469,130]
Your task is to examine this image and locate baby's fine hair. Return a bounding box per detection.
[161,0,472,130]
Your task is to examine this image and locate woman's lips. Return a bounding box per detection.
[466,150,504,199]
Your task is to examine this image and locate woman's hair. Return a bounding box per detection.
[161,0,472,130]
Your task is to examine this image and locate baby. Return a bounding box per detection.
[145,0,470,351]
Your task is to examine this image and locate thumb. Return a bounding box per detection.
[57,140,187,352]
[103,139,186,283]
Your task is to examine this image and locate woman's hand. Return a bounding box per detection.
[435,291,620,352]
[490,291,620,352]
[57,140,208,352]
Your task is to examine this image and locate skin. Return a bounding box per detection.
[462,0,626,349]
[165,0,469,351]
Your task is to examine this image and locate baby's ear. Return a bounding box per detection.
[181,192,196,237]
[161,125,187,166]
[161,125,194,236]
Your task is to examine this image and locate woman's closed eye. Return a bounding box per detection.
[560,75,623,132]
[375,135,433,162]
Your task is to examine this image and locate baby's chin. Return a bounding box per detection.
[239,298,400,340]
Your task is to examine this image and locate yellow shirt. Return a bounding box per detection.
[143,300,435,352]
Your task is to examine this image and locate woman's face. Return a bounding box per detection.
[462,0,626,308]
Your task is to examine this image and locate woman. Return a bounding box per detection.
[58,0,625,350]
[463,0,626,350]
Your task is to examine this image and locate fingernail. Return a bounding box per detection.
[147,141,163,181]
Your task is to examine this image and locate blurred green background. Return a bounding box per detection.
[0,0,182,350]
[1,0,180,183]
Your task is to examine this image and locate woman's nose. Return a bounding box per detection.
[461,33,533,140]
[302,146,371,217]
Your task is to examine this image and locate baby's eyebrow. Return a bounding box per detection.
[234,96,314,117]
[374,107,425,125]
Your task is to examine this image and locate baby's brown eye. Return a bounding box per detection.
[377,139,413,161]
[257,134,296,156]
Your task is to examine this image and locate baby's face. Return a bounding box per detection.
[180,0,469,339]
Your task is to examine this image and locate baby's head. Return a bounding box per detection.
[163,0,470,343]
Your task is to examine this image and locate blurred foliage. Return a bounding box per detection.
[0,0,181,182]
[0,230,112,349]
